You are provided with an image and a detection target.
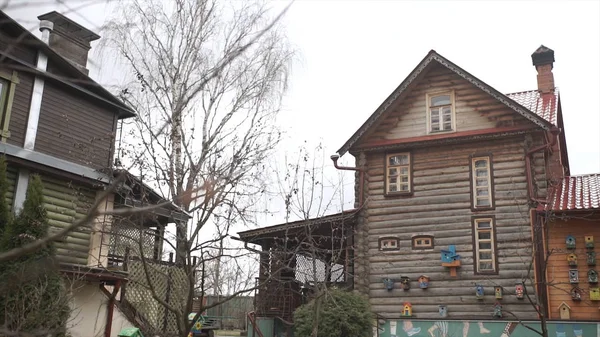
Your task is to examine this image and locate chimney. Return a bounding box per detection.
[37,11,100,75]
[531,45,555,93]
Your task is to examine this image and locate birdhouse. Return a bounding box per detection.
[401,276,411,291]
[515,282,524,299]
[493,302,502,318]
[589,269,598,283]
[382,278,395,291]
[440,245,460,263]
[571,287,582,301]
[494,286,503,299]
[418,275,430,289]
[586,235,594,249]
[588,251,596,266]
[438,305,447,318]
[476,285,484,299]
[566,235,576,249]
[401,302,412,317]
[569,270,579,284]
[558,302,571,320]
[567,253,578,266]
[590,288,600,301]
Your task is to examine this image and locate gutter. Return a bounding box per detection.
[525,127,560,208]
[102,281,122,337]
[330,154,365,207]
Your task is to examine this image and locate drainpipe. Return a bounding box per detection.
[525,127,560,207]
[13,20,53,212]
[105,280,121,337]
[330,154,365,207]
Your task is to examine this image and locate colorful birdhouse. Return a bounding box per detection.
[589,269,598,283]
[382,278,395,291]
[569,269,579,284]
[590,288,600,301]
[418,275,430,289]
[567,253,578,266]
[558,302,571,320]
[586,235,594,249]
[401,302,412,317]
[515,282,524,299]
[440,245,460,263]
[494,286,503,299]
[493,302,502,318]
[571,287,582,301]
[588,251,596,266]
[438,305,447,318]
[476,285,484,299]
[566,235,576,249]
[401,276,411,291]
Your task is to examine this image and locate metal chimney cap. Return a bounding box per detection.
[39,20,54,32]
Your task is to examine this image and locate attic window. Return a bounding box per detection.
[427,91,455,133]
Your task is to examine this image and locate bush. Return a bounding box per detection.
[293,288,374,337]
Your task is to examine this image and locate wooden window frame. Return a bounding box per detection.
[384,152,412,196]
[469,154,495,211]
[412,235,434,250]
[0,70,19,142]
[472,216,498,274]
[426,91,455,134]
[379,237,400,251]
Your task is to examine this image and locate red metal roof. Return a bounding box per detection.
[506,90,559,126]
[550,174,600,211]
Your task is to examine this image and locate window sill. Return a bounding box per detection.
[474,270,499,276]
[384,191,413,198]
[471,206,496,212]
[427,129,456,135]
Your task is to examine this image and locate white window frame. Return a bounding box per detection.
[426,91,456,134]
[471,156,493,209]
[474,218,496,273]
[412,235,434,250]
[385,153,411,194]
[379,237,399,251]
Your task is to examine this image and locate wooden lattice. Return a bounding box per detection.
[108,222,157,263]
[126,259,191,336]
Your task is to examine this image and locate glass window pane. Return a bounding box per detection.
[389,177,397,184]
[442,106,452,114]
[476,179,488,186]
[389,156,398,165]
[431,95,451,106]
[388,184,397,192]
[479,262,493,270]
[400,167,409,175]
[479,252,492,260]
[479,242,492,250]
[476,189,489,197]
[476,169,488,177]
[400,176,408,182]
[478,232,491,240]
[475,160,488,168]
[477,199,491,206]
[398,155,409,165]
[400,183,409,191]
[388,168,397,176]
[477,221,491,228]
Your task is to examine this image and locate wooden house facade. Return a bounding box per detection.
[239,45,600,336]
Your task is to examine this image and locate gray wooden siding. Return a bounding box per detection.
[6,68,33,147]
[361,135,546,320]
[363,64,535,143]
[37,81,116,169]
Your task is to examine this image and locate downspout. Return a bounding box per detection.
[330,154,365,207]
[525,127,560,208]
[104,280,122,337]
[13,20,53,212]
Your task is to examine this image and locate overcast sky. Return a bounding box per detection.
[6,0,600,223]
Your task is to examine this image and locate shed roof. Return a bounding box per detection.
[550,174,600,211]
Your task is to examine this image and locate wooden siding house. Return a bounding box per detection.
[0,10,189,337]
[238,46,600,336]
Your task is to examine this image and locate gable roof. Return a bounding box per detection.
[0,10,135,118]
[550,174,600,211]
[337,50,555,156]
[506,90,559,125]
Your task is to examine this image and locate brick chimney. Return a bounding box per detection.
[531,45,555,93]
[37,11,100,75]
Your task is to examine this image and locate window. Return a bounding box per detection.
[412,235,434,249]
[471,156,494,209]
[0,71,19,142]
[427,92,454,133]
[473,217,497,273]
[379,237,399,251]
[386,153,411,194]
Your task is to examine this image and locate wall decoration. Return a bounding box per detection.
[401,276,411,291]
[570,287,582,301]
[590,288,600,301]
[401,302,412,317]
[588,269,598,283]
[382,278,395,291]
[418,275,430,289]
[515,282,524,299]
[441,245,461,277]
[558,302,571,320]
[438,305,447,318]
[476,285,484,299]
[569,270,579,284]
[587,251,596,266]
[494,286,503,299]
[566,235,576,250]
[585,235,594,249]
[567,253,578,266]
[493,302,502,318]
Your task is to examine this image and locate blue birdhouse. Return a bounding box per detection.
[382,278,395,291]
[476,285,484,299]
[493,302,503,318]
[441,245,461,263]
[566,235,576,250]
